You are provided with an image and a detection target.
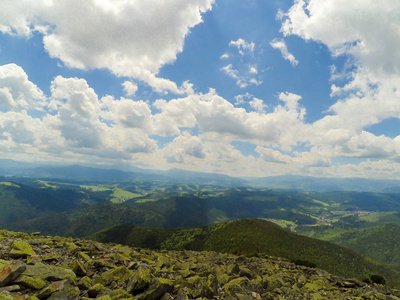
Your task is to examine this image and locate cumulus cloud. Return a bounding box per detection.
[122,81,138,98]
[153,89,305,151]
[270,39,298,67]
[163,132,206,163]
[101,96,153,130]
[0,64,46,109]
[234,93,268,113]
[280,0,400,74]
[0,0,214,94]
[277,0,400,173]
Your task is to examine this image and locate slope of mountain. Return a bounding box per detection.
[89,219,400,286]
[326,223,400,266]
[7,191,319,237]
[0,181,90,227]
[1,229,398,299]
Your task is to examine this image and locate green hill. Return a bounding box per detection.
[326,223,400,266]
[89,219,400,287]
[0,181,90,227]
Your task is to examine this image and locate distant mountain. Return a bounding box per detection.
[0,159,246,187]
[89,219,400,286]
[3,159,400,191]
[247,175,400,192]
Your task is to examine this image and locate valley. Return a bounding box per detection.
[2,165,400,290]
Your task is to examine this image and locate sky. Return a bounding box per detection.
[0,0,400,179]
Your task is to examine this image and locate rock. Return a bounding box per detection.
[223,277,250,297]
[0,260,10,270]
[0,260,26,287]
[227,263,240,275]
[0,284,21,292]
[126,264,153,295]
[47,284,80,300]
[23,263,76,282]
[108,288,132,299]
[135,278,173,300]
[77,276,92,290]
[64,242,79,252]
[239,267,254,279]
[95,266,132,286]
[41,254,58,262]
[88,283,108,298]
[14,274,48,290]
[9,240,36,258]
[72,260,86,276]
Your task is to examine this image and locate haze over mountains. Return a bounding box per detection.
[2,159,400,192]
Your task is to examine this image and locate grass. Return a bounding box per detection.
[0,182,20,188]
[109,188,141,203]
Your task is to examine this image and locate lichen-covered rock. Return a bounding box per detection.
[23,263,76,282]
[0,261,26,287]
[40,254,58,262]
[72,260,86,276]
[14,274,48,290]
[64,242,79,252]
[77,276,92,290]
[126,264,153,295]
[88,283,108,298]
[223,277,250,297]
[95,266,132,286]
[0,229,400,300]
[135,278,173,300]
[9,241,36,258]
[47,285,79,300]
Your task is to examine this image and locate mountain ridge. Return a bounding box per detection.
[89,218,400,287]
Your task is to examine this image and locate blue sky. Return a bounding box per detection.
[0,0,400,179]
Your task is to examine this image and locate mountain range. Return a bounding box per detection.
[2,159,400,191]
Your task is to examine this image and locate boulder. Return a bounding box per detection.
[0,261,26,287]
[95,266,132,286]
[127,264,153,295]
[9,241,36,258]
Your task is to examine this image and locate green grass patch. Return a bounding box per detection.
[0,182,20,188]
[109,188,141,203]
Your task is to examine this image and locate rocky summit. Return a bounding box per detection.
[0,230,399,300]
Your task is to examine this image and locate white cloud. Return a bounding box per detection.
[0,64,46,109]
[0,0,215,94]
[163,132,206,163]
[270,39,298,67]
[220,39,262,88]
[281,0,400,75]
[101,96,153,130]
[153,89,305,151]
[220,64,262,88]
[235,93,268,113]
[220,53,230,60]
[229,38,255,55]
[122,81,138,98]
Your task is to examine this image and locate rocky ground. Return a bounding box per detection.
[0,229,399,300]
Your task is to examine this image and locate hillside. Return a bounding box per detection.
[89,219,400,287]
[0,229,399,300]
[326,223,400,266]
